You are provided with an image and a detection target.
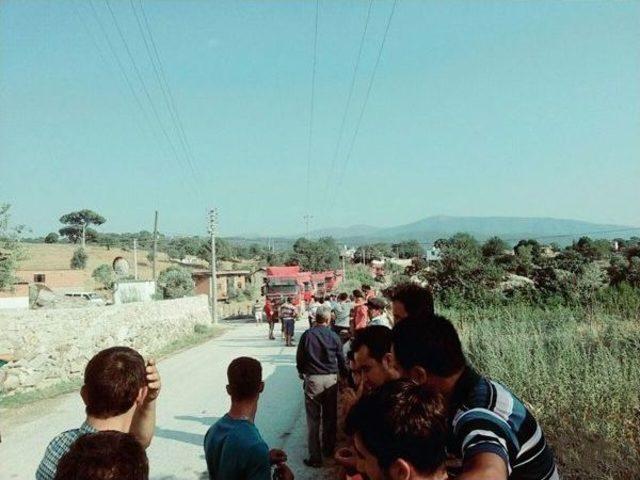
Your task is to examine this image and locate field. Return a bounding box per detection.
[448,303,640,479]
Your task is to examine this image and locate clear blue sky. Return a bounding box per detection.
[1,0,639,237]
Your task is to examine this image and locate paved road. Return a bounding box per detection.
[0,321,329,480]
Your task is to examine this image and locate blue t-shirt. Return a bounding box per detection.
[204,414,270,480]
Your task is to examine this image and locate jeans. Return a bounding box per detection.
[303,373,338,463]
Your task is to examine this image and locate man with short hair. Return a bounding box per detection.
[345,380,449,480]
[279,296,298,347]
[296,307,347,468]
[383,282,434,322]
[350,290,369,334]
[392,316,559,480]
[204,357,292,480]
[54,431,149,480]
[366,297,392,328]
[36,347,161,480]
[332,292,352,338]
[361,285,375,301]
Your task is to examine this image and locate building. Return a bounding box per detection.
[192,270,251,301]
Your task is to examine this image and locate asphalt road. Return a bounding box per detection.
[0,321,330,480]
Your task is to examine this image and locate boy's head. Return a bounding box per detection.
[345,380,448,480]
[383,282,434,322]
[391,315,466,386]
[82,347,147,419]
[54,431,148,480]
[226,357,264,401]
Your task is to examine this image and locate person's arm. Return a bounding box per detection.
[296,333,306,378]
[0,353,14,363]
[457,452,508,480]
[130,359,161,448]
[334,334,347,377]
[246,443,272,480]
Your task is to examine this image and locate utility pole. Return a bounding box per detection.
[133,238,138,280]
[303,214,313,238]
[208,208,219,324]
[152,211,158,281]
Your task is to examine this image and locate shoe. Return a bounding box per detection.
[303,459,322,468]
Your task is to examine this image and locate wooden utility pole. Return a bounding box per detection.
[133,238,138,280]
[208,208,219,324]
[152,211,158,280]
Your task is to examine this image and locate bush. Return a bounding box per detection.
[44,232,59,244]
[91,264,116,290]
[157,266,194,299]
[70,248,88,270]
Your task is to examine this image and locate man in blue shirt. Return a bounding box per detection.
[204,357,293,480]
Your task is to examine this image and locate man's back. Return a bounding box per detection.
[204,415,270,480]
[37,422,98,480]
[296,326,345,376]
[332,301,352,328]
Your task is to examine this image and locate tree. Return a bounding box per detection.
[92,264,116,290]
[44,232,59,244]
[288,237,341,271]
[157,266,195,299]
[0,204,25,291]
[573,236,611,261]
[354,243,392,264]
[481,236,509,258]
[392,240,425,259]
[59,209,106,248]
[70,247,88,269]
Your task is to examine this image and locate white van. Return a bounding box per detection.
[64,292,105,305]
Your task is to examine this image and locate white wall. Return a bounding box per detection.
[0,296,29,310]
[113,281,156,304]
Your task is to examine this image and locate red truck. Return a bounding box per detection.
[263,266,344,305]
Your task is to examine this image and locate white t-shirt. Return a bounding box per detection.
[368,315,392,329]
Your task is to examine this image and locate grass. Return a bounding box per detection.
[445,304,640,480]
[0,323,225,409]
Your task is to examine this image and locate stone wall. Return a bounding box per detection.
[0,295,212,396]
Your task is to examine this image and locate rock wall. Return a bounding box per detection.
[0,295,212,396]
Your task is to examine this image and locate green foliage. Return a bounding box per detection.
[288,237,340,271]
[353,243,392,264]
[481,236,509,258]
[70,247,88,270]
[146,250,155,263]
[608,249,640,288]
[44,232,59,244]
[91,264,116,290]
[572,236,612,261]
[157,266,194,299]
[59,209,106,244]
[391,240,425,259]
[0,204,25,291]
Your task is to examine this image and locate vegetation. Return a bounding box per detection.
[44,232,59,244]
[0,204,25,291]
[91,264,116,290]
[58,209,106,246]
[157,266,194,299]
[70,247,88,270]
[287,237,340,271]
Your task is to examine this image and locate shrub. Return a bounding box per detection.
[44,232,59,244]
[157,266,194,299]
[70,248,88,270]
[91,264,116,290]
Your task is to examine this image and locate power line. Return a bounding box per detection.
[132,0,203,201]
[305,0,320,216]
[103,0,200,198]
[322,0,374,208]
[328,0,399,215]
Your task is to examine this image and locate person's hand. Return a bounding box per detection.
[269,449,288,465]
[335,447,357,474]
[144,359,161,403]
[274,463,294,480]
[342,374,365,412]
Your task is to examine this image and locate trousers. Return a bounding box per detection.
[303,373,338,463]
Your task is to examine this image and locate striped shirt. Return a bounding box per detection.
[36,421,98,480]
[447,368,559,480]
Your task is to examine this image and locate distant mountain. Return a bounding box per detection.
[309,216,638,246]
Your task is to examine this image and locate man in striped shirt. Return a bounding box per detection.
[392,316,559,480]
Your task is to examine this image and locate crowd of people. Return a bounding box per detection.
[32,281,559,480]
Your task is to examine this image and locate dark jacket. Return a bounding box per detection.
[296,325,346,376]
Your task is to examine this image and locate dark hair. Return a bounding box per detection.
[54,431,148,480]
[384,282,434,318]
[353,289,365,299]
[392,315,465,377]
[227,357,262,400]
[338,292,349,301]
[345,380,447,475]
[350,326,392,362]
[317,296,325,304]
[361,284,371,291]
[84,347,146,418]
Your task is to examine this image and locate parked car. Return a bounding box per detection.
[64,292,105,306]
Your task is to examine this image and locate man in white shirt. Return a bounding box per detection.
[366,297,392,329]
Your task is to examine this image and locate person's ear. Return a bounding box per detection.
[259,382,265,393]
[226,385,231,396]
[80,385,88,406]
[136,386,148,406]
[388,458,412,480]
[409,366,428,385]
[382,353,397,373]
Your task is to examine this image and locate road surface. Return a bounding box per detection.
[0,320,330,480]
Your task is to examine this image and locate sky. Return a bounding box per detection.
[1,0,639,237]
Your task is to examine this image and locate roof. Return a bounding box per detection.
[266,266,301,277]
[191,270,251,277]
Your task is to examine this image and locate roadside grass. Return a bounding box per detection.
[445,304,640,480]
[0,323,225,409]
